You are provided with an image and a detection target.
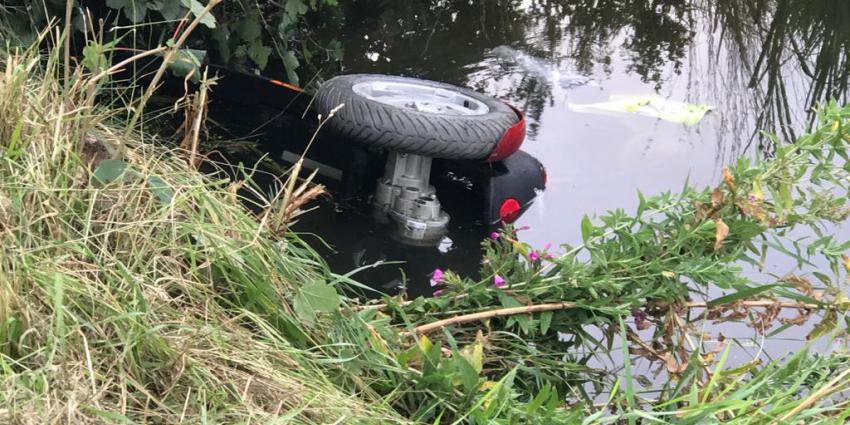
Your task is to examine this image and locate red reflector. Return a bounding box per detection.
[499,198,522,223]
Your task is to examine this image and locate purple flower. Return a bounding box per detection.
[490,231,500,241]
[529,251,540,262]
[632,309,646,328]
[432,289,443,297]
[493,275,506,288]
[430,268,444,287]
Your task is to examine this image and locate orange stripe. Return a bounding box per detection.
[269,79,303,92]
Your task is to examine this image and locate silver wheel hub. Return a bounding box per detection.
[353,81,490,116]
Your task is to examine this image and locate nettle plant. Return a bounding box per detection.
[31,0,341,85]
[205,0,342,85]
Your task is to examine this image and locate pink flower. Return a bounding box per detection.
[544,253,555,259]
[517,225,531,231]
[529,251,540,262]
[493,275,506,288]
[430,268,443,287]
[489,231,500,241]
[432,289,443,297]
[544,243,552,251]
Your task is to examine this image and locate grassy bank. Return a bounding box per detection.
[0,41,406,423]
[2,22,850,425]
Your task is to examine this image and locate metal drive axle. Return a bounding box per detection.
[373,152,450,243]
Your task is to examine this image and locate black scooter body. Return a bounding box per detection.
[149,59,545,226]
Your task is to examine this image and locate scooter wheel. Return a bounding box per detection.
[314,74,518,160]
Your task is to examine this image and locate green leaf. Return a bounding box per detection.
[125,1,148,23]
[540,311,553,335]
[51,274,65,351]
[211,25,232,62]
[92,160,129,185]
[147,176,173,203]
[5,117,25,160]
[525,384,551,414]
[82,39,119,75]
[328,39,344,61]
[281,50,300,86]
[707,284,777,307]
[236,17,262,42]
[146,0,166,11]
[82,44,105,73]
[292,281,340,323]
[808,309,837,341]
[105,0,130,9]
[158,1,186,21]
[284,0,309,17]
[104,0,148,23]
[580,215,593,243]
[454,355,480,392]
[460,341,484,373]
[180,0,216,28]
[636,190,647,217]
[278,14,296,34]
[812,271,833,286]
[779,182,793,211]
[167,49,206,82]
[395,346,419,369]
[85,407,135,424]
[247,42,272,70]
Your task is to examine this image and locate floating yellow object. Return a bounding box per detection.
[569,95,714,125]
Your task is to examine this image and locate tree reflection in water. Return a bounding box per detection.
[707,0,850,155]
[321,0,849,156]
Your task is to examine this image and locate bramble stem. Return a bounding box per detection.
[405,299,822,335]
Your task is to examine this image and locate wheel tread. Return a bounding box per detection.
[314,74,519,160]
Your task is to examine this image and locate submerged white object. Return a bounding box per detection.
[490,45,593,90]
[568,95,713,125]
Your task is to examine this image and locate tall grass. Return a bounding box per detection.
[0,37,405,424]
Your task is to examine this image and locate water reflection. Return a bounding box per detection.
[321,0,850,159]
[561,0,692,87]
[705,0,850,154]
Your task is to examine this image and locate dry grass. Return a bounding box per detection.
[0,36,404,424]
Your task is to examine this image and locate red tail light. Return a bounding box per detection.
[499,198,522,223]
[487,104,526,162]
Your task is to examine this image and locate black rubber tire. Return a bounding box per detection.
[313,74,518,160]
